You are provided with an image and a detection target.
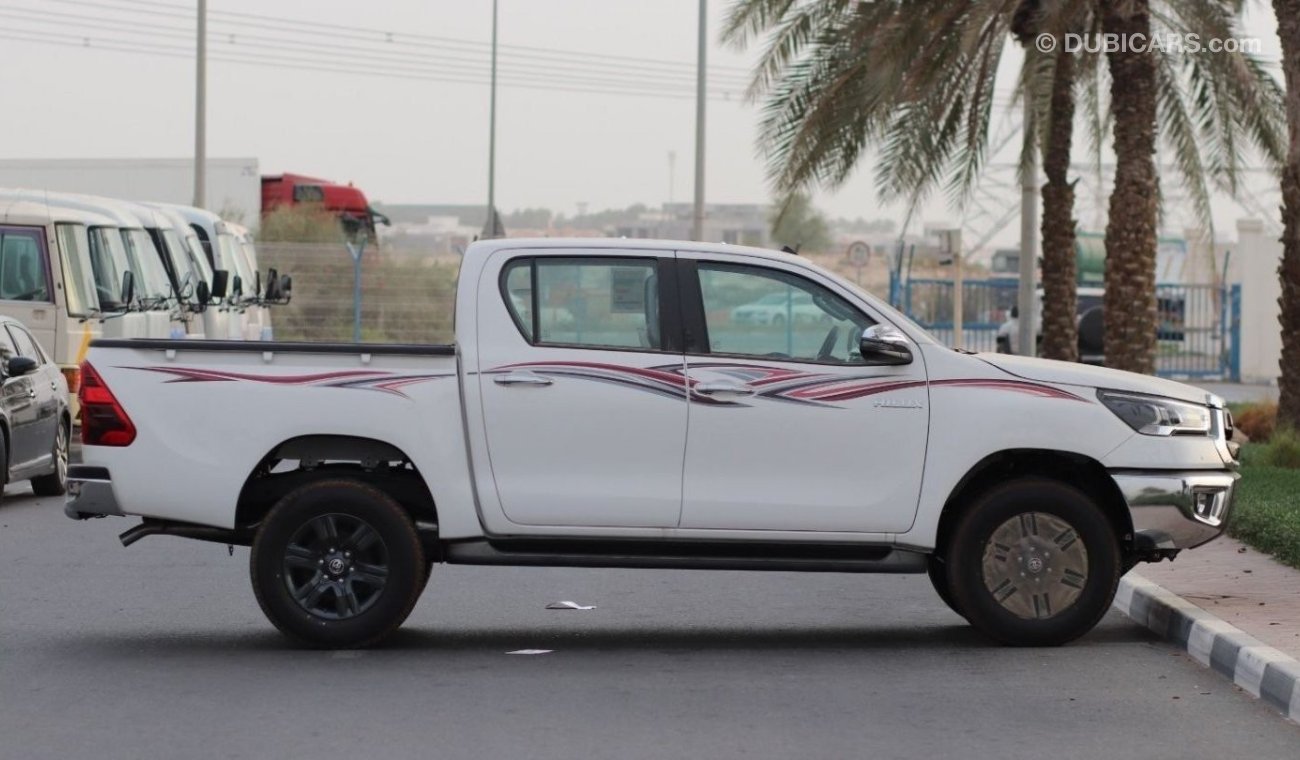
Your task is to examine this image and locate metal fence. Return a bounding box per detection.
[897,277,1242,380]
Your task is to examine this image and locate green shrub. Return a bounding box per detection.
[1258,427,1300,469]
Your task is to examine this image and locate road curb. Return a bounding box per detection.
[1114,573,1300,724]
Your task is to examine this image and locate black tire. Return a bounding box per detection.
[926,555,966,620]
[0,431,7,507]
[250,478,424,649]
[31,418,69,497]
[945,479,1120,647]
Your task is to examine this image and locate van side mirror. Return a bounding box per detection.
[1010,305,1019,319]
[859,325,913,366]
[6,356,38,377]
[196,280,211,308]
[232,274,243,298]
[210,270,229,299]
[120,270,136,308]
[264,268,280,300]
[253,270,262,301]
[279,274,292,300]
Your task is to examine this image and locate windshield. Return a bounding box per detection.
[54,223,100,317]
[161,229,197,290]
[184,232,214,282]
[217,233,254,297]
[87,227,129,309]
[121,228,173,303]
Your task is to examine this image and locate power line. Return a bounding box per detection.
[43,0,756,77]
[0,6,749,92]
[0,30,749,102]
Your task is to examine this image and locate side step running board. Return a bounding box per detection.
[442,538,927,574]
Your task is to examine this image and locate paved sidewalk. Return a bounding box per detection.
[1136,536,1300,660]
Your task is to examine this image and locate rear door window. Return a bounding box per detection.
[502,257,664,351]
[0,228,51,303]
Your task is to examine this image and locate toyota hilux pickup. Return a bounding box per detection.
[66,238,1239,649]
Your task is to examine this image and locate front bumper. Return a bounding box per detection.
[1112,469,1238,551]
[64,465,123,520]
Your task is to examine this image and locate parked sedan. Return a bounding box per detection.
[0,315,69,503]
[730,291,827,325]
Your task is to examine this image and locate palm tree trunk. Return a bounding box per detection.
[1276,0,1300,429]
[1040,48,1079,362]
[1101,0,1159,375]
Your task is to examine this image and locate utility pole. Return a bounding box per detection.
[667,150,676,206]
[1018,99,1039,357]
[691,0,706,242]
[484,0,499,239]
[193,0,207,208]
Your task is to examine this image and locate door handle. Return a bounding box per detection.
[694,381,756,397]
[493,370,554,387]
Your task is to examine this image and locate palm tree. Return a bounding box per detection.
[1275,0,1300,429]
[724,0,1283,372]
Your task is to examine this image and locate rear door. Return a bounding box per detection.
[476,249,687,528]
[7,324,60,460]
[0,326,40,468]
[677,253,930,534]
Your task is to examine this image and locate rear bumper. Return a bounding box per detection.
[64,465,123,520]
[1111,469,1238,551]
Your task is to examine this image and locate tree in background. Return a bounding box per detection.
[258,203,345,243]
[724,0,1282,372]
[1275,0,1300,430]
[770,192,832,252]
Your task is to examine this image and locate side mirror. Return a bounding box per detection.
[196,280,211,308]
[253,270,262,301]
[859,325,913,366]
[210,270,229,300]
[279,274,292,298]
[120,270,136,308]
[6,356,38,377]
[264,268,280,300]
[1010,305,1020,319]
[232,274,243,298]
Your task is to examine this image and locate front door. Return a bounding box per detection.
[0,227,57,362]
[678,255,929,534]
[477,251,687,528]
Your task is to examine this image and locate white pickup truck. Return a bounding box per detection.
[66,238,1239,649]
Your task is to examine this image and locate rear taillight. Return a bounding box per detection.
[79,362,136,446]
[61,366,81,395]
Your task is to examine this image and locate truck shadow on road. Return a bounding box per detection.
[39,621,1152,658]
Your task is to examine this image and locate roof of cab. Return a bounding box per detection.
[465,237,799,264]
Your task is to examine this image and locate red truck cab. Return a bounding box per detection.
[261,173,389,239]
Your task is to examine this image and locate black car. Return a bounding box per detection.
[0,315,69,503]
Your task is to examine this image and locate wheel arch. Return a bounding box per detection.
[235,435,438,538]
[933,448,1132,561]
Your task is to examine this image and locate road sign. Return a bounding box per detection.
[847,240,871,266]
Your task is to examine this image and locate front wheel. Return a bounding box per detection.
[945,479,1120,646]
[250,479,424,648]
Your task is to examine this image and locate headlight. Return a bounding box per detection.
[1097,390,1212,436]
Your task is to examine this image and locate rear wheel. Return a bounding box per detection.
[31,419,69,497]
[250,479,424,648]
[946,479,1120,646]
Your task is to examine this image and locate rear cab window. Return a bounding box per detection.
[501,257,665,351]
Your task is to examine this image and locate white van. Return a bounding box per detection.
[48,193,183,340]
[165,205,256,340]
[145,204,233,342]
[0,189,135,407]
[225,221,271,339]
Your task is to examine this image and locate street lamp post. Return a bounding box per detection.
[691,0,706,242]
[194,0,207,208]
[485,0,499,239]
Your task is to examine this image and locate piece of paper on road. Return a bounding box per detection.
[546,601,596,610]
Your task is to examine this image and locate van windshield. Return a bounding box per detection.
[87,227,129,309]
[183,232,213,282]
[217,233,254,296]
[160,229,195,288]
[54,224,100,317]
[122,228,173,303]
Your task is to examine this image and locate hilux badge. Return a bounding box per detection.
[874,399,924,409]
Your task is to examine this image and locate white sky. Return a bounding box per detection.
[0,0,1287,243]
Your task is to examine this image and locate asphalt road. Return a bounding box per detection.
[2,485,1297,760]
